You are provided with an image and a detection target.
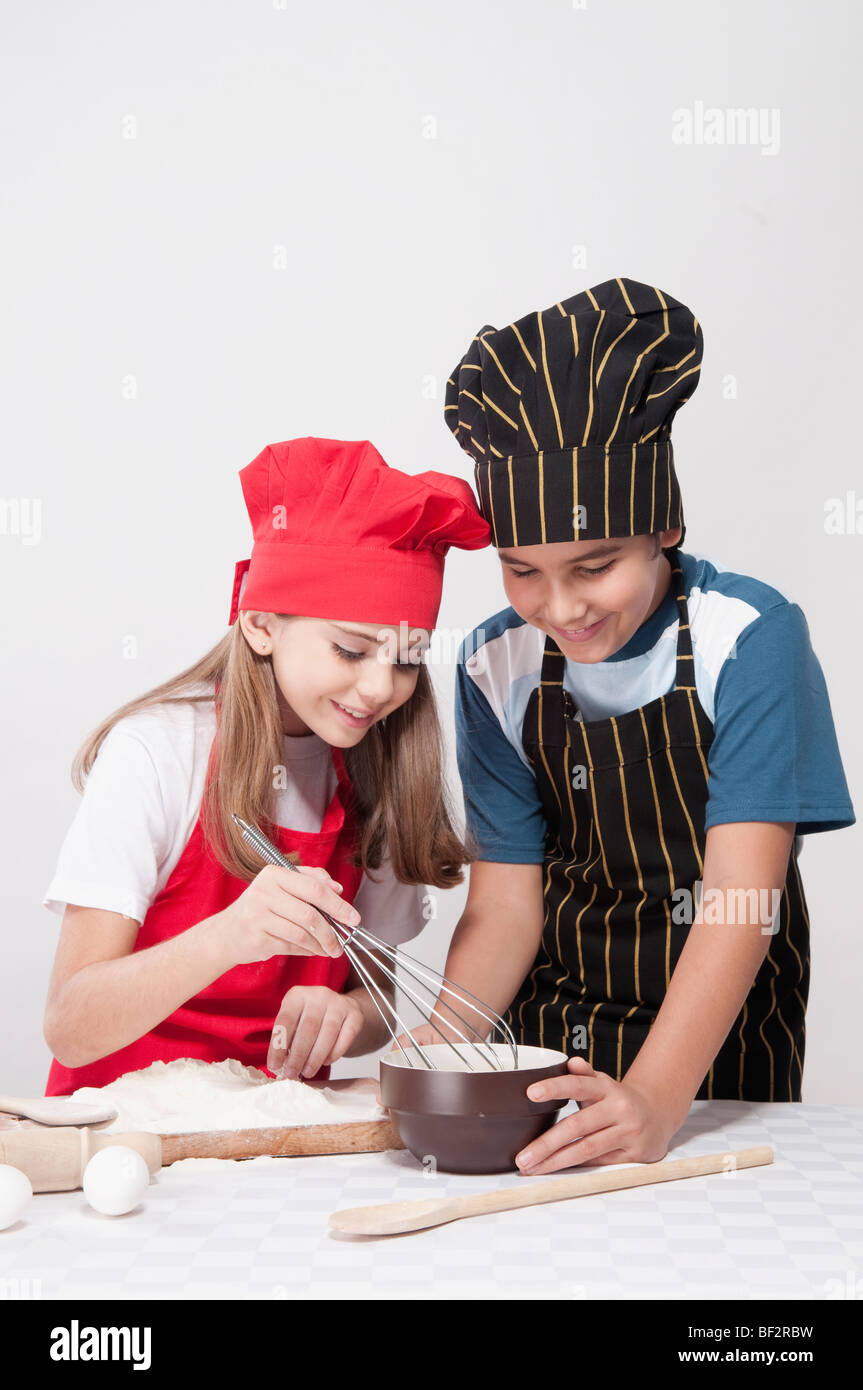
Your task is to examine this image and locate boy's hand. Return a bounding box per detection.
[267,986,365,1080]
[515,1057,682,1174]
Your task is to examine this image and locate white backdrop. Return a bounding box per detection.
[1,0,859,1102]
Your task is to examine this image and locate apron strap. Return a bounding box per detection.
[667,547,696,691]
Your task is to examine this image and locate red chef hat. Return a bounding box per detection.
[228,437,491,630]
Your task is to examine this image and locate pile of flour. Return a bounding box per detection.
[70,1058,385,1134]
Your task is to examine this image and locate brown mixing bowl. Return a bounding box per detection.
[379,1043,569,1174]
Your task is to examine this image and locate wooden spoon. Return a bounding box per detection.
[0,1094,118,1126]
[329,1144,773,1236]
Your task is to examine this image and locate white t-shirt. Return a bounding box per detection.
[43,692,428,947]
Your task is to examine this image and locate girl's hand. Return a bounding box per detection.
[215,864,360,968]
[268,986,366,1079]
[514,1057,683,1174]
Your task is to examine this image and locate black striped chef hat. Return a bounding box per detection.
[444,276,702,548]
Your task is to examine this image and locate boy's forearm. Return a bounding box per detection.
[337,905,540,1056]
[625,823,795,1125]
[342,981,397,1055]
[435,903,545,1038]
[624,913,773,1125]
[46,915,233,1068]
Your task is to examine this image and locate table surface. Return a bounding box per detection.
[1,1100,861,1301]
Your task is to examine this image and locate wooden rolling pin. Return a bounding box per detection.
[159,1116,401,1163]
[329,1145,775,1236]
[0,1126,162,1193]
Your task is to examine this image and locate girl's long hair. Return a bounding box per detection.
[71,621,473,889]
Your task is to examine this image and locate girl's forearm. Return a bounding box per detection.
[45,914,234,1068]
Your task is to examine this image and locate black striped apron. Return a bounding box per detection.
[505,549,810,1100]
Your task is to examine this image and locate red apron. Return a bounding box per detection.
[45,743,363,1095]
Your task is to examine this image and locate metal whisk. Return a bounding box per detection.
[232,814,518,1072]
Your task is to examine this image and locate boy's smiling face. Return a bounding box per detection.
[499,527,683,664]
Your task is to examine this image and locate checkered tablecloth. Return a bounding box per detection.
[1,1102,861,1301]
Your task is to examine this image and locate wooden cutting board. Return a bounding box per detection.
[157,1076,403,1164]
[1,1079,402,1164]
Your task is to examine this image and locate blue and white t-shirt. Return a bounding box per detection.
[455,550,856,863]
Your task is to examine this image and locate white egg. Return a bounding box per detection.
[0,1164,33,1230]
[82,1146,150,1216]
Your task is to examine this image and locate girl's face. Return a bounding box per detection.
[498,528,682,664]
[239,614,427,743]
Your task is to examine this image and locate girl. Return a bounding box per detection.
[43,436,490,1093]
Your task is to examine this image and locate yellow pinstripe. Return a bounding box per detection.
[662,897,673,993]
[581,309,604,443]
[507,456,518,545]
[603,895,623,998]
[684,689,710,776]
[573,878,598,1013]
[518,400,539,450]
[617,1005,641,1079]
[480,391,518,431]
[484,461,498,541]
[758,944,779,1100]
[650,348,696,376]
[611,716,647,1002]
[511,322,537,372]
[605,291,670,445]
[587,1000,603,1067]
[783,865,806,985]
[775,887,802,1093]
[596,318,636,385]
[616,277,635,314]
[479,336,522,394]
[630,444,636,533]
[537,713,583,1043]
[536,680,562,817]
[580,725,613,889]
[538,312,564,449]
[645,363,702,400]
[660,701,703,873]
[638,708,676,891]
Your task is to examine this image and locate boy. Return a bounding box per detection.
[437,277,854,1174]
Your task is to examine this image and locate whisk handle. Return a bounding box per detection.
[231,813,350,935]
